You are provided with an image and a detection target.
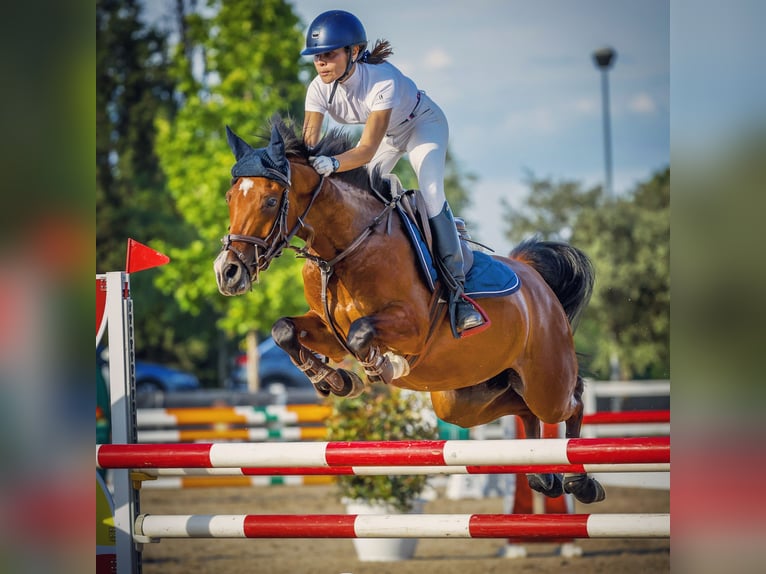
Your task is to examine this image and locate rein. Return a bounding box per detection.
[295,187,449,368]
[295,194,403,356]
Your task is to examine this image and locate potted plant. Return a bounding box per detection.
[325,384,437,561]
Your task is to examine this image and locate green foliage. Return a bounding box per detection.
[97,0,179,274]
[502,168,670,379]
[96,0,215,372]
[154,0,311,336]
[325,386,437,512]
[502,170,601,244]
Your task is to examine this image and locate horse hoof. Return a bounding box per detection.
[526,473,564,498]
[563,474,606,504]
[313,381,331,398]
[334,369,366,398]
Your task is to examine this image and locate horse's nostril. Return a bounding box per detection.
[224,264,239,280]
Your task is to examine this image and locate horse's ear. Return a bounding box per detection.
[267,125,290,175]
[225,126,253,161]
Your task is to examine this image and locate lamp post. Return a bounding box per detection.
[593,46,621,390]
[592,46,616,199]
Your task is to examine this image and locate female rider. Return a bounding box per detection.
[301,9,484,336]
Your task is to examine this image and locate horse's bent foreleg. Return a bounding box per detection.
[561,375,605,503]
[272,316,365,398]
[346,316,410,385]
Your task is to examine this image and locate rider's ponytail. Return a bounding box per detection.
[359,39,393,65]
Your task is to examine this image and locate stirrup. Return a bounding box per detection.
[455,295,491,338]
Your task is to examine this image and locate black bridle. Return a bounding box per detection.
[220,168,419,357]
[219,175,326,284]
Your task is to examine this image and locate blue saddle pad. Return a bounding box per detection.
[398,206,521,299]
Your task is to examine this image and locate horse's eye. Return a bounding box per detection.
[266,197,278,208]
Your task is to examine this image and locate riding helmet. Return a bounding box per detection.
[301,10,367,56]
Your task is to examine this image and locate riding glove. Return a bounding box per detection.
[310,155,339,176]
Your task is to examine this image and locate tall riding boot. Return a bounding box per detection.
[429,203,485,336]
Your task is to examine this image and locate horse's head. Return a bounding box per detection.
[214,123,317,295]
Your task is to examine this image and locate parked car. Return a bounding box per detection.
[134,361,201,394]
[99,345,201,394]
[227,337,313,391]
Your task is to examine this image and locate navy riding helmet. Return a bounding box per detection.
[301,11,369,104]
[301,10,367,56]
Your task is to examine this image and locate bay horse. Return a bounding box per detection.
[213,115,604,504]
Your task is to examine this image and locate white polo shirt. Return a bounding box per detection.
[305,61,421,129]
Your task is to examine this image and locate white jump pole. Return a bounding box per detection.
[104,271,142,573]
[99,239,170,574]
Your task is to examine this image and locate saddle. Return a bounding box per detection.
[385,174,475,275]
[382,174,520,299]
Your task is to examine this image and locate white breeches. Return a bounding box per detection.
[369,93,450,217]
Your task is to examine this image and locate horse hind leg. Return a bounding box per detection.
[561,375,606,504]
[520,413,565,499]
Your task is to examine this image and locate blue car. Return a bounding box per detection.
[134,361,201,394]
[227,337,313,391]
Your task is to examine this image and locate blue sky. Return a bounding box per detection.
[289,1,670,253]
[144,0,670,253]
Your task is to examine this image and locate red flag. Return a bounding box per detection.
[125,238,170,274]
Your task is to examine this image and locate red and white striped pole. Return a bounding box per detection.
[134,513,670,540]
[97,436,670,469]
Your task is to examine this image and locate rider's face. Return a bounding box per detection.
[313,48,353,83]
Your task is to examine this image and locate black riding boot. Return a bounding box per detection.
[429,203,485,336]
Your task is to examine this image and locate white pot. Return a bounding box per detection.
[345,499,424,562]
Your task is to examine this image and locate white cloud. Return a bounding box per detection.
[574,97,599,115]
[628,92,656,114]
[423,48,452,70]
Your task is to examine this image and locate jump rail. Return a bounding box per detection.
[135,513,670,540]
[97,437,669,469]
[97,264,671,574]
[136,406,669,428]
[136,462,670,477]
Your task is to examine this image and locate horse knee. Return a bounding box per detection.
[346,318,376,357]
[271,318,298,350]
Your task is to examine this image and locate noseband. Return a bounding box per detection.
[219,175,326,284]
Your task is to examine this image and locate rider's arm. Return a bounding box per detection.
[302,111,325,148]
[332,108,391,172]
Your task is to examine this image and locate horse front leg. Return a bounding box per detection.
[271,314,365,398]
[561,375,606,504]
[346,311,416,386]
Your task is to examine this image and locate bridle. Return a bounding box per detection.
[219,174,326,284]
[219,165,445,366]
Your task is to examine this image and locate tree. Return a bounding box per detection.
[96,0,178,273]
[581,169,670,379]
[502,170,601,244]
[97,0,218,376]
[154,0,311,346]
[501,168,670,379]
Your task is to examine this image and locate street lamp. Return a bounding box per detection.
[593,46,621,387]
[592,46,616,199]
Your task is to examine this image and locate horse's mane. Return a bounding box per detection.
[268,114,391,200]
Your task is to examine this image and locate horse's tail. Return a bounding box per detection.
[510,236,595,332]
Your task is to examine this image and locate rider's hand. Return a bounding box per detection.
[309,155,339,176]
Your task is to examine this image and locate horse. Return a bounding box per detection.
[213,115,604,504]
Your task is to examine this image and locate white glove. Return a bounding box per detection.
[309,155,339,176]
